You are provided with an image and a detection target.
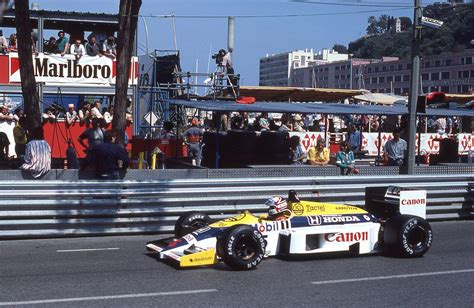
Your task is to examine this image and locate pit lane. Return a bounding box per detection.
[0,221,472,307]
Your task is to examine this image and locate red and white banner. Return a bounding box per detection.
[362,132,474,155]
[289,132,325,151]
[6,53,138,85]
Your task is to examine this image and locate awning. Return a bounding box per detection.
[238,86,365,102]
[167,99,474,117]
[354,93,408,105]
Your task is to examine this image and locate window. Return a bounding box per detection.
[403,75,410,82]
[440,86,449,92]
[431,72,439,80]
[385,88,391,93]
[398,64,403,70]
[394,88,401,94]
[368,67,372,73]
[347,74,350,79]
[458,71,462,78]
[407,63,412,69]
[375,67,379,73]
[441,72,450,79]
[445,59,452,66]
[425,62,431,68]
[435,60,440,67]
[324,67,328,72]
[387,76,393,82]
[471,70,474,78]
[402,87,410,94]
[422,87,428,93]
[365,78,371,84]
[395,75,402,82]
[335,66,340,70]
[390,65,394,71]
[372,77,377,84]
[463,70,470,78]
[382,66,387,72]
[467,57,473,65]
[461,58,465,65]
[335,75,339,80]
[462,85,469,93]
[379,76,385,83]
[421,73,429,81]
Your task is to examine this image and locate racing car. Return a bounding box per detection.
[146,186,433,270]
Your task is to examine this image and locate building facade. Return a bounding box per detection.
[259,49,349,86]
[291,50,474,95]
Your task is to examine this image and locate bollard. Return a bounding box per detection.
[151,153,157,170]
[138,152,144,169]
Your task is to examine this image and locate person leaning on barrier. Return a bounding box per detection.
[384,128,407,166]
[83,130,129,180]
[307,138,329,166]
[336,141,359,175]
[20,127,51,179]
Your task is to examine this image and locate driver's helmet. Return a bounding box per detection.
[265,196,288,217]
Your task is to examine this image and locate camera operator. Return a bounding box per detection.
[221,48,237,96]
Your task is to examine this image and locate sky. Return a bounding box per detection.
[10,0,441,85]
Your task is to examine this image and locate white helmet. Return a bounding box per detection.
[265,196,288,216]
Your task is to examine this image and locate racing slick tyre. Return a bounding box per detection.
[174,212,211,238]
[217,225,266,271]
[383,215,433,258]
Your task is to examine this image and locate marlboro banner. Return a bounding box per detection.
[8,53,138,85]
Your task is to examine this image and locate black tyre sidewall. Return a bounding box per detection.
[384,215,433,258]
[218,225,266,270]
[174,212,211,238]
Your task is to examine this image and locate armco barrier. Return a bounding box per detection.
[0,170,472,240]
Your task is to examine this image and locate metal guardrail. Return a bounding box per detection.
[0,174,472,240]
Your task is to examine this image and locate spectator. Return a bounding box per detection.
[83,130,129,180]
[44,37,59,54]
[0,30,7,54]
[0,105,14,121]
[230,112,249,130]
[336,141,359,175]
[78,101,91,125]
[13,108,23,122]
[78,118,105,152]
[41,107,56,123]
[85,35,101,57]
[157,121,176,141]
[102,36,116,59]
[293,114,305,132]
[289,135,306,165]
[307,138,329,166]
[433,117,447,134]
[279,113,292,132]
[103,106,113,124]
[66,104,78,126]
[90,100,103,119]
[8,34,17,52]
[70,38,85,60]
[384,128,407,166]
[183,117,204,166]
[0,131,10,161]
[347,124,361,152]
[259,112,270,131]
[56,31,69,56]
[13,116,27,158]
[20,127,51,178]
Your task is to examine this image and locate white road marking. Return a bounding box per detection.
[0,289,219,306]
[311,269,474,285]
[56,248,120,253]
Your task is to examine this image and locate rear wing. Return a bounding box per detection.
[365,186,427,219]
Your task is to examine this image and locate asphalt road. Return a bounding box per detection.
[0,221,473,307]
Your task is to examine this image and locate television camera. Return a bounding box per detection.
[211,49,227,66]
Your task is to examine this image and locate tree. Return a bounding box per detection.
[112,0,142,145]
[332,44,348,54]
[14,0,41,133]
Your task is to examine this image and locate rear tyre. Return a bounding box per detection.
[383,215,433,258]
[217,225,266,270]
[174,212,211,238]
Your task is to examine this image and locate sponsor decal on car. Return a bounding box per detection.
[305,204,326,212]
[253,220,290,233]
[307,215,322,226]
[322,215,361,223]
[401,198,426,205]
[324,231,369,242]
[183,234,196,243]
[292,203,304,215]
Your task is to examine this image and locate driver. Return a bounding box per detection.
[265,196,289,221]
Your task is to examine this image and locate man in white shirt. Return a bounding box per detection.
[0,30,8,54]
[70,38,85,60]
[90,100,103,119]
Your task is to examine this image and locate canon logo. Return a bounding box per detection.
[34,58,112,79]
[401,198,426,205]
[324,231,368,242]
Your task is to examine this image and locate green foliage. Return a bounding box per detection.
[332,44,348,54]
[348,3,474,59]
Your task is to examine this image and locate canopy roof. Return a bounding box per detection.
[238,86,365,102]
[167,99,474,117]
[354,93,407,105]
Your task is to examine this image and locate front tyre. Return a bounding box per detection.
[217,225,266,270]
[383,215,433,258]
[174,212,211,238]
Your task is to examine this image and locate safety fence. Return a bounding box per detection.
[0,173,472,240]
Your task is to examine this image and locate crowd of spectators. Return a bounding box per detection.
[0,28,117,59]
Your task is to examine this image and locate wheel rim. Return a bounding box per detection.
[407,226,427,249]
[234,235,257,260]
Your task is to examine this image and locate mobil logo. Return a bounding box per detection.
[324,231,368,242]
[253,220,290,233]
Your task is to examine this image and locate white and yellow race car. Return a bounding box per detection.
[146,187,433,270]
